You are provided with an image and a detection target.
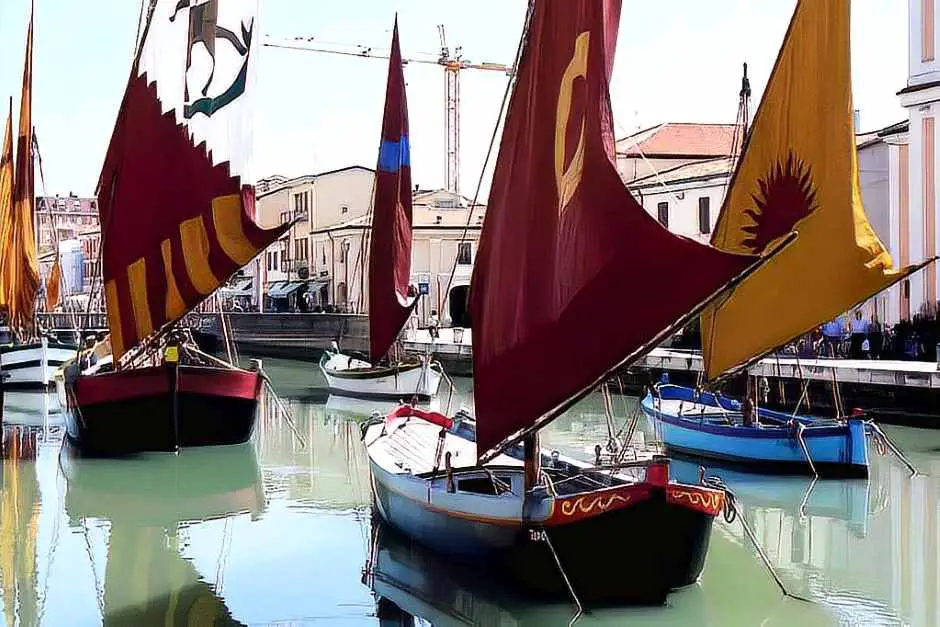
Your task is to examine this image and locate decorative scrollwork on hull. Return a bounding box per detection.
[560,493,630,517]
[666,487,725,516]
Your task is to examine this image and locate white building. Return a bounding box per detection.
[309,188,485,325]
[255,166,375,311]
[254,169,485,321]
[628,157,733,243]
[895,0,940,319]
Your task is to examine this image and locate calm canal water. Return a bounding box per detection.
[0,357,939,626]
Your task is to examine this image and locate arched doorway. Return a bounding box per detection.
[448,284,471,328]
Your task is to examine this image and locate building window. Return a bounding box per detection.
[293,191,309,220]
[657,202,669,228]
[457,242,472,265]
[698,197,711,234]
[924,0,935,61]
[294,237,309,261]
[280,210,291,224]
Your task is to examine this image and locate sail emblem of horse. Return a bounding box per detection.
[59,0,291,455]
[171,0,254,119]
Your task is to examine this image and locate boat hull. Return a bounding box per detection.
[1,341,78,388]
[642,385,869,478]
[366,412,722,606]
[320,353,442,400]
[370,458,715,605]
[62,364,262,455]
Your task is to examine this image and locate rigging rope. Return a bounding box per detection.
[438,0,534,315]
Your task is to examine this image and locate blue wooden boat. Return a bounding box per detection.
[641,384,869,479]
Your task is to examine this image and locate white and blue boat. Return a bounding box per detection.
[641,384,869,479]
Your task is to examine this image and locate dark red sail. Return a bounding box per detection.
[368,19,415,362]
[96,2,290,361]
[470,0,760,456]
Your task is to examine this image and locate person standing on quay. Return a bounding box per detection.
[849,310,869,359]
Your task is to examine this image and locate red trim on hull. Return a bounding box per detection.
[545,483,653,526]
[73,365,261,407]
[666,484,726,516]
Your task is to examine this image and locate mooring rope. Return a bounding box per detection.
[866,421,917,476]
[538,527,584,624]
[257,368,306,447]
[789,420,819,478]
[702,476,813,604]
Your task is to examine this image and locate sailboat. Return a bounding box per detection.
[320,22,442,401]
[0,7,78,389]
[641,0,936,478]
[60,0,290,455]
[362,1,786,606]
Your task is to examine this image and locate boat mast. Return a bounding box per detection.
[739,62,751,137]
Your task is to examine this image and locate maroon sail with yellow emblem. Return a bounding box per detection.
[97,0,289,361]
[470,0,762,456]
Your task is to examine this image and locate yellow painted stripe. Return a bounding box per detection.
[180,216,219,295]
[104,279,125,359]
[127,257,154,340]
[160,238,186,321]
[212,194,257,266]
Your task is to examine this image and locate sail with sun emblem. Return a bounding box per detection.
[61,0,290,455]
[699,0,931,381]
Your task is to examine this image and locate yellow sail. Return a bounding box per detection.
[701,0,922,381]
[45,259,61,312]
[0,102,13,312]
[3,12,40,333]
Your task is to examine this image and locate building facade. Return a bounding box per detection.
[623,124,907,326]
[895,0,940,319]
[628,157,733,244]
[254,168,485,322]
[616,123,740,184]
[35,194,99,256]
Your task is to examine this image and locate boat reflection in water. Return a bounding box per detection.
[669,459,872,537]
[0,425,42,627]
[58,441,264,625]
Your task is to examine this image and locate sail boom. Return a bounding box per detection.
[707,255,939,383]
[469,0,765,456]
[478,231,796,464]
[700,0,926,381]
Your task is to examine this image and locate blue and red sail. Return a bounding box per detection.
[368,18,415,362]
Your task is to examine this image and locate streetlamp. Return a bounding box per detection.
[342,239,351,312]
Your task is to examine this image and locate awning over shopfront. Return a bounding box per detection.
[267,281,305,299]
[307,280,329,292]
[221,278,253,297]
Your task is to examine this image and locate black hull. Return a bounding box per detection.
[503,490,713,605]
[65,392,258,456]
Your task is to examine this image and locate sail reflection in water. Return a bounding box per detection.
[0,426,41,627]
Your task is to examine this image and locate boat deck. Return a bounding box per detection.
[368,420,522,475]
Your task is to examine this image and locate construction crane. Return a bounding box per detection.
[263,26,513,195]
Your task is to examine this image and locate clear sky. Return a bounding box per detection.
[0,1,909,199]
